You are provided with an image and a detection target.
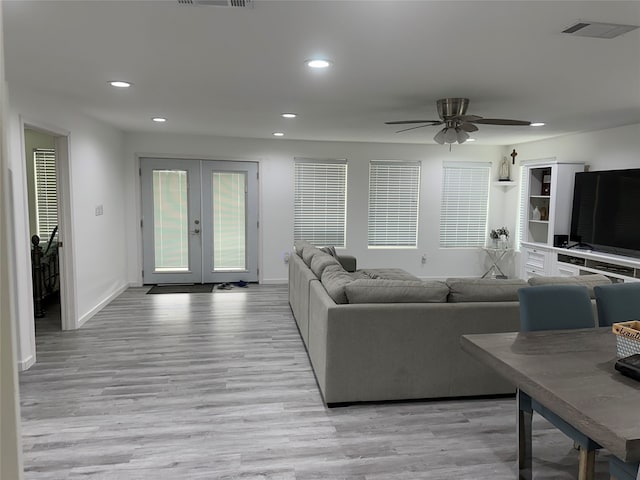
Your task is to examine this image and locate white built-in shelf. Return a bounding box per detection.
[529,220,549,224]
[493,181,517,187]
[530,195,551,199]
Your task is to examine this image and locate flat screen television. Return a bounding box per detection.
[570,168,640,258]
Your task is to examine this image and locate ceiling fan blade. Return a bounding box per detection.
[472,118,531,126]
[385,120,441,125]
[454,115,482,123]
[459,122,479,133]
[395,124,436,133]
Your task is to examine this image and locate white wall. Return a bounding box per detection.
[1,0,24,476]
[124,132,509,283]
[7,86,128,367]
[511,123,640,171]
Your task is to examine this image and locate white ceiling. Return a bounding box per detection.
[3,0,640,146]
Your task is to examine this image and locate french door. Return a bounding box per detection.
[141,158,258,284]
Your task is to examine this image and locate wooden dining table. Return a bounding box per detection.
[461,327,640,479]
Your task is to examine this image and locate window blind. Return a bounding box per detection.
[368,161,420,247]
[439,162,491,248]
[33,148,58,241]
[152,169,189,271]
[294,159,347,247]
[213,171,246,271]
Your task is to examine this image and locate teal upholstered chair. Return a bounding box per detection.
[517,285,599,479]
[594,283,640,479]
[593,282,640,327]
[519,284,596,331]
[609,457,639,480]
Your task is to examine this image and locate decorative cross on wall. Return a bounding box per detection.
[510,149,518,165]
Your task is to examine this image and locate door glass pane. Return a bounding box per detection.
[212,171,246,271]
[153,170,189,272]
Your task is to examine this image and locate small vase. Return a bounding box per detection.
[532,206,541,221]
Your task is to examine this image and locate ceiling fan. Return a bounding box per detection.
[385,98,531,144]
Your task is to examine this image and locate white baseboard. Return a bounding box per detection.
[260,278,288,285]
[18,354,35,371]
[77,282,129,328]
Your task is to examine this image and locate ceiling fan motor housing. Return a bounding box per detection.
[437,98,469,119]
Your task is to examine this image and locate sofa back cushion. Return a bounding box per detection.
[528,274,611,298]
[446,278,528,303]
[320,264,354,304]
[302,244,324,266]
[294,240,312,257]
[344,279,449,304]
[310,253,341,278]
[320,245,337,257]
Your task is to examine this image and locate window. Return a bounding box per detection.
[368,161,420,247]
[294,159,347,247]
[439,162,491,247]
[152,169,189,271]
[33,148,58,241]
[212,171,246,271]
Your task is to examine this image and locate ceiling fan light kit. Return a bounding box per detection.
[386,97,533,145]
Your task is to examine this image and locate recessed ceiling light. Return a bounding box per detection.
[273,132,285,137]
[530,122,545,127]
[109,81,131,88]
[306,59,332,69]
[465,138,476,142]
[152,117,167,123]
[281,113,297,119]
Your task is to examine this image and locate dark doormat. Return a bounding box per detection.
[147,284,214,294]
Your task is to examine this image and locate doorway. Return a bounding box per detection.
[24,129,61,333]
[140,158,259,285]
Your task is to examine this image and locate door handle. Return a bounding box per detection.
[191,229,201,234]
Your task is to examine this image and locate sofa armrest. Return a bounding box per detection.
[337,255,356,272]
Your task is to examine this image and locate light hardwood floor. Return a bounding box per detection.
[20,285,609,479]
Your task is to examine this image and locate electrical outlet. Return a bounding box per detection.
[283,252,290,264]
[421,254,427,264]
[95,204,104,216]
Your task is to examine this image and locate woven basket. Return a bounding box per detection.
[612,321,640,358]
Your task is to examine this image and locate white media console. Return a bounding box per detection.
[521,242,640,283]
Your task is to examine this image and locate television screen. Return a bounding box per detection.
[570,168,640,257]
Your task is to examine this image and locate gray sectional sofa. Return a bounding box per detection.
[288,240,611,405]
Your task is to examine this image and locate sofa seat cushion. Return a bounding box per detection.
[358,268,420,281]
[528,274,611,298]
[345,279,449,304]
[446,278,528,303]
[320,264,354,304]
[310,252,341,278]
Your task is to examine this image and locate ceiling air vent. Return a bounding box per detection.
[178,0,253,7]
[562,21,638,39]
